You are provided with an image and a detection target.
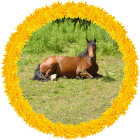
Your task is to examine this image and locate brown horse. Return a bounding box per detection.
[32,39,102,81]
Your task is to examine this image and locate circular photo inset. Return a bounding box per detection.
[18,18,124,125]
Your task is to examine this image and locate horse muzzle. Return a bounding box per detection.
[90,56,95,61]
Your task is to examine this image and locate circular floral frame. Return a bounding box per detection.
[2,2,138,139]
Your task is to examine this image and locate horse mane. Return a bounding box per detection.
[78,39,96,57]
[78,47,88,57]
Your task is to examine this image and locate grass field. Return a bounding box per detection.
[17,20,124,125]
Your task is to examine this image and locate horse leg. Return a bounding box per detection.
[93,73,103,79]
[76,69,93,79]
[80,71,93,79]
[92,64,103,79]
[45,64,57,81]
[88,64,103,79]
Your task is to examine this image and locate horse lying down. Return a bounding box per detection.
[32,39,102,81]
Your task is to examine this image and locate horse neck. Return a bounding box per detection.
[83,55,96,64]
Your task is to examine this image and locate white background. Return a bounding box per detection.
[0,0,140,140]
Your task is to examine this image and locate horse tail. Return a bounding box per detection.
[32,64,46,81]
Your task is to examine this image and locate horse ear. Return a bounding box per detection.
[94,38,96,43]
[86,39,90,43]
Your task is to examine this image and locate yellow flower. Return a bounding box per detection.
[2,1,138,139]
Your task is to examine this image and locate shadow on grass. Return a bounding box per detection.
[102,75,116,82]
[101,70,117,82]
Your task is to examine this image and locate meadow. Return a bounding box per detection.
[17,19,124,125]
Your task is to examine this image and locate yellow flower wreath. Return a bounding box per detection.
[2,2,138,139]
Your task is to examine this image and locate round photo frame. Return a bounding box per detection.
[2,2,138,139]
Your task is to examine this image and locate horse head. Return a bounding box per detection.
[86,39,96,61]
[78,39,96,60]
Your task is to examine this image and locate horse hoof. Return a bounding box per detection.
[76,76,81,79]
[62,76,67,79]
[96,75,103,79]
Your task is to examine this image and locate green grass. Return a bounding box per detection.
[17,20,124,125]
